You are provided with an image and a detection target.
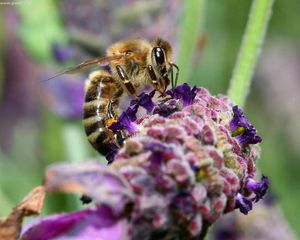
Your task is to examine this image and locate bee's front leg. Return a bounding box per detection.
[147,65,170,96]
[115,65,137,96]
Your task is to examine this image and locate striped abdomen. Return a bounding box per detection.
[83,70,121,157]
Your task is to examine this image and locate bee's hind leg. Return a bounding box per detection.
[107,87,128,147]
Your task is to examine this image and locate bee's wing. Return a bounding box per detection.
[44,54,126,81]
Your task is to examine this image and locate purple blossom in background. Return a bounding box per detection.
[60,0,180,49]
[52,43,75,63]
[43,77,84,119]
[22,84,268,240]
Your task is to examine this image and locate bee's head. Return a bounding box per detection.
[150,38,177,94]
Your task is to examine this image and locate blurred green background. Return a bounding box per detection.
[0,0,299,238]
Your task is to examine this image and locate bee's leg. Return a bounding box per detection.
[108,87,128,147]
[170,66,174,89]
[147,65,171,96]
[106,87,122,118]
[147,65,160,90]
[115,65,137,96]
[83,70,121,156]
[114,130,127,147]
[170,63,179,88]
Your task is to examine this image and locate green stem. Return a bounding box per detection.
[177,0,207,84]
[227,0,275,107]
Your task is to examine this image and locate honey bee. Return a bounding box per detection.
[47,38,179,159]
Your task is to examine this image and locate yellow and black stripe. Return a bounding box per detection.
[83,70,122,156]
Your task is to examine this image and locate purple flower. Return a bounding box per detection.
[235,194,253,215]
[20,161,134,239]
[22,84,268,239]
[110,84,197,137]
[109,111,137,134]
[153,99,179,117]
[166,83,197,107]
[234,176,269,214]
[130,90,156,113]
[125,105,139,122]
[246,175,269,202]
[230,105,262,145]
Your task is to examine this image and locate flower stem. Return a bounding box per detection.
[177,0,207,84]
[227,0,275,107]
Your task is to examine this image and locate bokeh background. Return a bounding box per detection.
[0,0,299,238]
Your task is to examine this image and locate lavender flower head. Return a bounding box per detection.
[21,84,268,240]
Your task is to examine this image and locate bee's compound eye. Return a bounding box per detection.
[125,50,132,56]
[153,47,165,66]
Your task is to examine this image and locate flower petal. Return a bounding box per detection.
[153,99,179,117]
[235,194,253,215]
[166,83,197,107]
[230,106,262,145]
[130,90,156,112]
[247,175,269,202]
[21,206,131,240]
[109,111,137,134]
[44,161,134,214]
